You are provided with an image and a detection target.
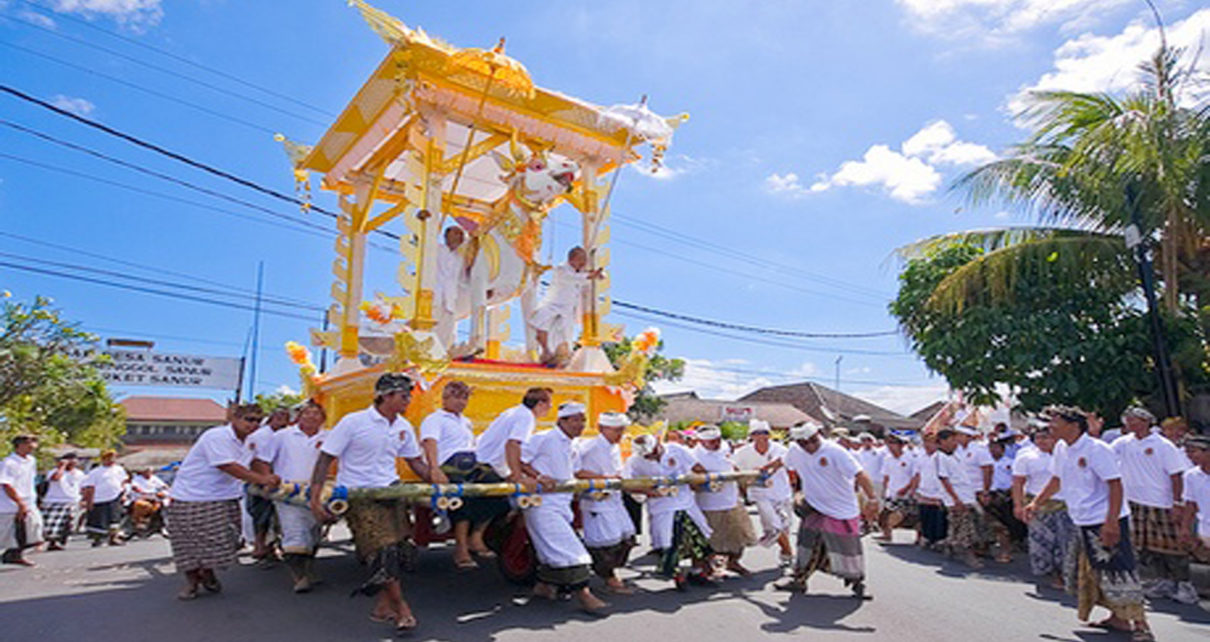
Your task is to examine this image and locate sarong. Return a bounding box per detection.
[946,505,980,549]
[795,504,864,581]
[588,536,635,579]
[0,509,44,550]
[245,491,277,536]
[343,497,414,597]
[880,497,919,529]
[1127,501,1190,583]
[657,510,712,579]
[537,563,592,592]
[1026,499,1076,582]
[85,500,121,539]
[42,502,76,543]
[441,453,510,526]
[1075,517,1145,623]
[165,499,241,573]
[703,505,757,555]
[275,501,320,555]
[984,490,1027,542]
[917,501,947,543]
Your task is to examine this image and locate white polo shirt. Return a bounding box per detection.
[881,450,918,498]
[82,463,128,503]
[1181,467,1210,535]
[858,447,883,484]
[693,443,739,512]
[520,427,576,507]
[937,451,976,506]
[958,442,994,492]
[0,452,38,512]
[1111,432,1189,508]
[732,441,792,502]
[172,425,252,502]
[914,451,945,501]
[259,425,326,484]
[625,442,698,514]
[129,474,169,500]
[475,405,536,478]
[321,406,420,488]
[1012,447,1060,499]
[44,468,86,504]
[1051,433,1130,527]
[419,409,476,466]
[575,434,624,479]
[784,440,863,520]
[990,454,1015,492]
[246,425,281,462]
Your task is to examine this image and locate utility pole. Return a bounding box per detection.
[834,355,843,392]
[1125,183,1181,418]
[247,261,264,401]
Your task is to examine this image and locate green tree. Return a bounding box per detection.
[0,296,125,461]
[603,337,685,421]
[255,389,305,413]
[890,244,1208,417]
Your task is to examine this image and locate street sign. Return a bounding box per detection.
[71,347,242,390]
[719,405,755,423]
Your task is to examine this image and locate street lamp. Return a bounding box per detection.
[1124,182,1181,418]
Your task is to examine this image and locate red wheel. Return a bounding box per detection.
[490,514,536,585]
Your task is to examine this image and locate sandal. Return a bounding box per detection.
[395,614,418,632]
[1130,629,1155,642]
[201,576,222,593]
[369,612,394,624]
[471,549,497,559]
[455,558,479,571]
[177,585,199,601]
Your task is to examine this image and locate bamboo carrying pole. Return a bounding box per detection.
[249,470,769,515]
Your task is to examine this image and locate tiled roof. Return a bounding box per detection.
[654,396,816,429]
[119,396,227,423]
[738,382,921,430]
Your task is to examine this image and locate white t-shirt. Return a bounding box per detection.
[914,451,945,501]
[784,440,863,520]
[881,450,918,498]
[990,454,1015,491]
[938,451,976,506]
[419,409,476,466]
[475,405,536,478]
[1181,467,1210,535]
[245,425,281,462]
[858,447,883,483]
[1111,432,1189,508]
[575,435,624,478]
[172,424,252,502]
[259,425,326,484]
[732,441,792,502]
[958,442,994,493]
[625,442,698,514]
[521,428,576,507]
[82,464,128,503]
[321,406,421,488]
[44,467,86,504]
[0,452,38,512]
[1012,447,1059,499]
[1051,433,1130,527]
[129,474,169,500]
[693,443,739,511]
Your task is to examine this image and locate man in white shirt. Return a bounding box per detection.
[475,387,553,482]
[1012,427,1074,590]
[1027,406,1149,639]
[574,411,637,594]
[984,436,1026,563]
[254,400,327,593]
[128,468,170,537]
[1110,406,1195,604]
[914,433,949,549]
[626,433,714,589]
[308,373,432,633]
[937,429,984,568]
[434,226,470,350]
[777,422,877,599]
[420,380,507,570]
[529,246,602,367]
[42,452,85,551]
[1,434,43,566]
[245,406,291,564]
[877,433,920,543]
[693,425,756,576]
[520,402,608,615]
[166,403,280,601]
[1178,435,1210,558]
[81,450,129,547]
[733,420,794,565]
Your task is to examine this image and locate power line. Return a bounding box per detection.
[12,0,336,118]
[611,300,897,339]
[2,11,330,126]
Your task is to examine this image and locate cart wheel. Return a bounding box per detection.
[493,515,536,585]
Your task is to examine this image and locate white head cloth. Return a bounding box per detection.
[632,434,658,456]
[696,425,722,441]
[557,402,587,419]
[598,412,630,428]
[748,419,771,435]
[789,422,822,442]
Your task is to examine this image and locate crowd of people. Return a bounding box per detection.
[3,373,1208,640]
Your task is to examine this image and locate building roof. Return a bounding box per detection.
[654,395,815,429]
[120,397,227,423]
[910,400,947,424]
[738,382,920,431]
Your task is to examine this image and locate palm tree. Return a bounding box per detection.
[902,45,1210,323]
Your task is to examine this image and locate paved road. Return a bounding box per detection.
[2,523,1207,642]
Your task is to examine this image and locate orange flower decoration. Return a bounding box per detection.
[285,341,311,366]
[632,327,661,354]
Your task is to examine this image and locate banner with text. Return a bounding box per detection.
[72,348,242,390]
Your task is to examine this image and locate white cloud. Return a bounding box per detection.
[50,94,94,117]
[786,120,994,205]
[633,153,712,181]
[851,383,950,416]
[895,0,1134,41]
[1009,9,1210,114]
[652,358,819,401]
[47,0,163,29]
[17,9,57,28]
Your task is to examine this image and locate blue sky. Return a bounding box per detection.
[2,0,1208,414]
